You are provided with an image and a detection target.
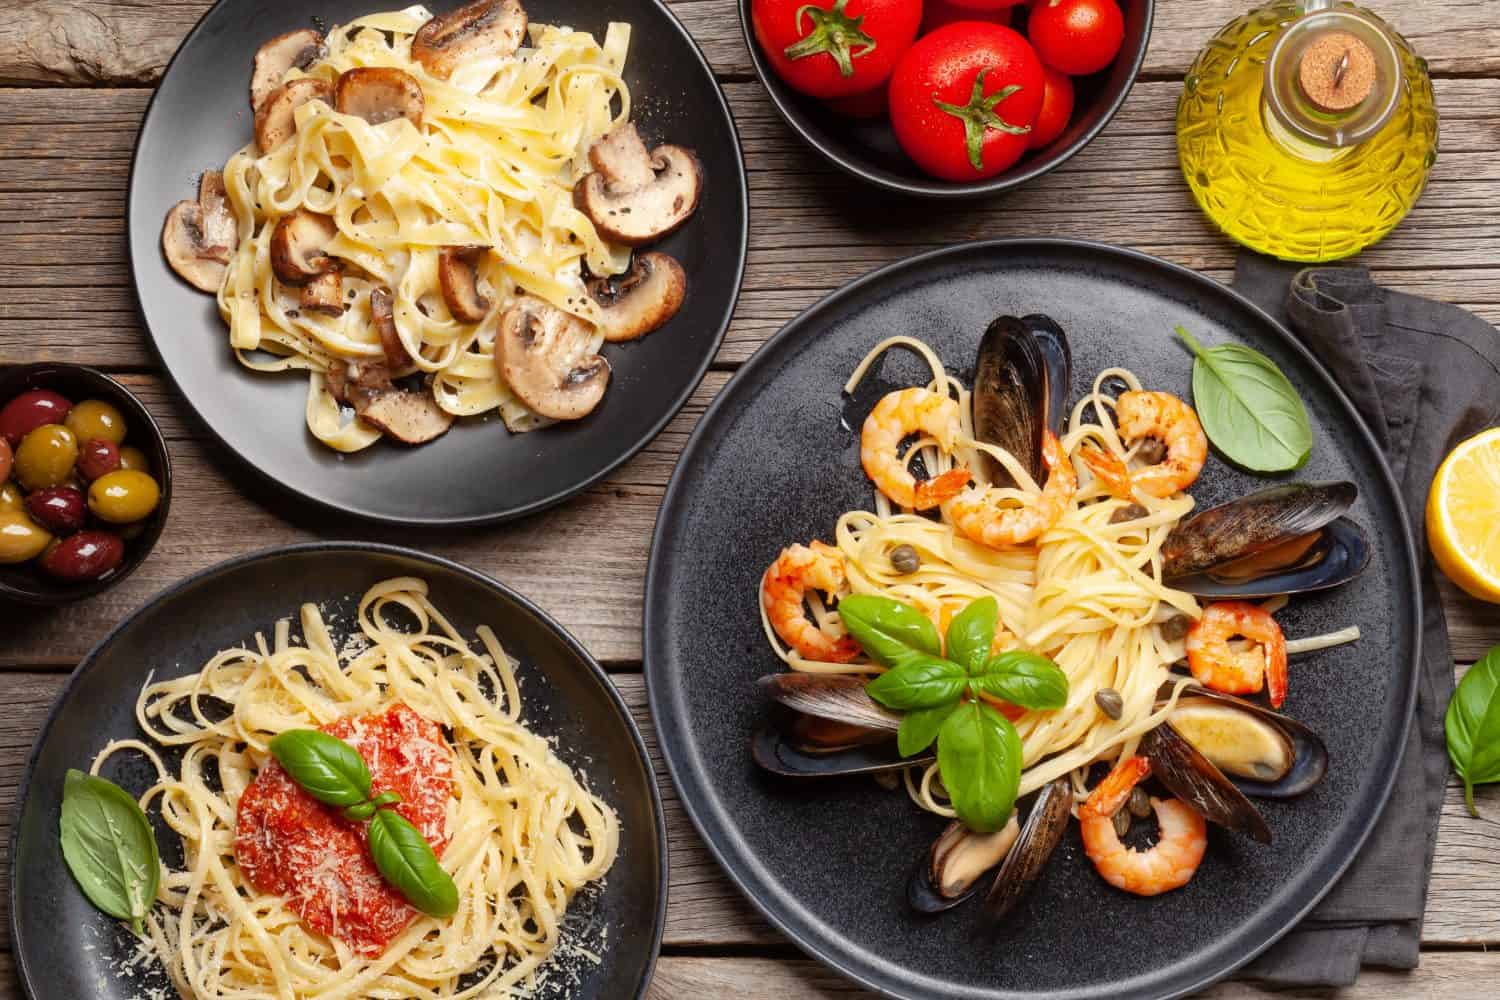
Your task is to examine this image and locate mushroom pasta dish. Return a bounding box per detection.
[161,1,703,450]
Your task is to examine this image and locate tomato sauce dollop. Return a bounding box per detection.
[235,704,455,955]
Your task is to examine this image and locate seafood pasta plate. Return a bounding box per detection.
[10,543,665,1000]
[643,240,1420,1000]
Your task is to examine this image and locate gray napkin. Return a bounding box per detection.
[1230,252,1500,987]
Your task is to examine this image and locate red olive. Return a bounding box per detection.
[25,485,87,534]
[39,530,124,581]
[77,438,122,481]
[0,437,11,483]
[0,389,73,447]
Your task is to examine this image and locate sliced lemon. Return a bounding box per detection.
[1427,428,1500,603]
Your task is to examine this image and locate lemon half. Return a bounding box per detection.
[1427,428,1500,603]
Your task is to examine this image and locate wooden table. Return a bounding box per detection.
[3,1,1500,995]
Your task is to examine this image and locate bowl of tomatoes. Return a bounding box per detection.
[743,0,1153,197]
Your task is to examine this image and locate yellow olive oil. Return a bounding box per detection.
[1177,1,1437,263]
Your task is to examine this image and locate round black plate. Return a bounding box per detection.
[127,0,747,526]
[644,240,1420,999]
[10,543,666,999]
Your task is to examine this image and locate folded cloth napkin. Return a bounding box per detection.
[1229,251,1500,987]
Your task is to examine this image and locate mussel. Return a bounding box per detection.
[908,817,1020,913]
[972,315,1072,487]
[984,777,1072,920]
[1019,313,1072,438]
[1164,688,1329,799]
[751,674,928,778]
[1140,724,1272,844]
[1161,482,1370,599]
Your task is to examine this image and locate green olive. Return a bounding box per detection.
[88,469,161,524]
[0,511,53,563]
[14,424,79,490]
[65,399,127,446]
[0,481,23,514]
[118,445,150,472]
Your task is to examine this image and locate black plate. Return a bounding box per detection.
[10,543,666,999]
[644,240,1420,999]
[126,0,747,526]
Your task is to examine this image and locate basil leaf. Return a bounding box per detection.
[838,594,942,669]
[368,808,459,917]
[971,651,1069,710]
[59,769,160,934]
[897,703,958,757]
[945,596,998,673]
[1445,645,1500,816]
[866,656,968,711]
[342,801,378,821]
[270,729,373,807]
[936,702,1022,833]
[1176,326,1312,472]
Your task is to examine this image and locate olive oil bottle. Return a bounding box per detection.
[1177,1,1437,263]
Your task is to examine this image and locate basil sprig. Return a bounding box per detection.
[59,769,161,934]
[269,729,373,808]
[841,595,1068,832]
[369,808,460,917]
[1446,644,1500,816]
[1176,326,1312,473]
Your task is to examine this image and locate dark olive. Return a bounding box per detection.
[0,511,53,563]
[77,438,122,481]
[0,389,72,447]
[25,485,87,534]
[1094,688,1124,720]
[64,399,127,446]
[0,481,23,514]
[1112,807,1132,837]
[1159,615,1193,642]
[1128,785,1152,818]
[1135,437,1167,465]
[1110,503,1149,524]
[39,530,124,581]
[88,469,161,524]
[118,445,151,473]
[14,424,79,490]
[890,544,921,575]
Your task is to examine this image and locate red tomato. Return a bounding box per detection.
[825,81,890,118]
[923,0,1011,32]
[1027,0,1124,76]
[1028,64,1075,148]
[888,23,1045,181]
[752,0,923,99]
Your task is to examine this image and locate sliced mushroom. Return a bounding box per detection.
[325,358,390,407]
[270,209,338,285]
[586,252,686,342]
[162,170,239,293]
[437,246,492,324]
[573,123,702,246]
[299,269,344,316]
[370,288,414,369]
[497,296,610,421]
[255,77,334,154]
[195,171,237,262]
[412,0,528,79]
[250,29,326,111]
[354,387,454,445]
[335,67,424,127]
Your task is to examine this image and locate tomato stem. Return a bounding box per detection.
[932,70,1031,173]
[783,0,876,78]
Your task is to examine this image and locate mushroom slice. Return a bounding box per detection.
[412,0,528,80]
[370,287,414,369]
[497,297,611,421]
[573,123,703,246]
[255,77,334,154]
[270,209,338,284]
[195,171,237,263]
[299,269,344,316]
[586,252,686,342]
[353,387,454,445]
[335,67,424,127]
[437,246,492,323]
[162,201,228,293]
[250,29,326,111]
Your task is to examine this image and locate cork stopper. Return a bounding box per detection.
[1297,31,1377,112]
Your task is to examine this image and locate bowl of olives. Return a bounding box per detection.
[0,363,171,605]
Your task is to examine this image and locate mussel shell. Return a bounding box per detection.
[985,777,1072,920]
[1162,481,1357,580]
[1161,686,1329,799]
[1020,314,1072,438]
[909,817,1020,914]
[1167,517,1370,600]
[751,723,932,778]
[758,673,901,732]
[1140,724,1273,843]
[973,316,1048,488]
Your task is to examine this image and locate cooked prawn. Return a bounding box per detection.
[946,432,1078,548]
[762,541,859,663]
[1185,600,1289,707]
[1079,755,1207,897]
[860,388,972,510]
[1080,390,1208,499]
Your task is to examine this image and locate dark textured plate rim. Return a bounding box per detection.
[123,0,749,528]
[735,0,1154,198]
[8,540,668,1000]
[642,237,1422,999]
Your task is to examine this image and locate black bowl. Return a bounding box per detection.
[0,364,172,606]
[739,0,1154,197]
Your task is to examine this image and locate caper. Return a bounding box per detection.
[1094,688,1123,720]
[1112,807,1132,838]
[88,469,161,524]
[890,544,921,575]
[1128,786,1151,818]
[1159,615,1193,642]
[1136,437,1167,465]
[65,399,127,446]
[1109,503,1149,524]
[14,424,79,490]
[0,511,53,563]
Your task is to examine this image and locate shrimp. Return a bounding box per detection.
[1185,600,1289,708]
[946,432,1079,548]
[1079,756,1207,897]
[1080,390,1208,499]
[762,541,859,663]
[860,388,972,510]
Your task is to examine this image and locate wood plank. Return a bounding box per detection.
[2,0,1497,87]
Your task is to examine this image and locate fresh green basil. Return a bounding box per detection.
[945,596,998,673]
[897,703,958,757]
[270,729,373,808]
[1176,326,1312,473]
[368,808,459,918]
[837,594,942,669]
[1446,645,1500,816]
[971,651,1069,710]
[936,702,1022,833]
[866,656,968,710]
[59,769,160,934]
